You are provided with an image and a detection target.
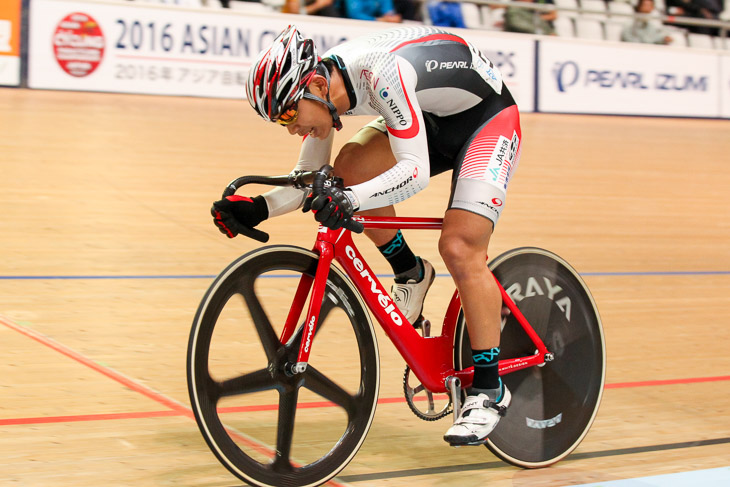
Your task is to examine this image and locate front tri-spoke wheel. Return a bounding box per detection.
[187,246,380,487]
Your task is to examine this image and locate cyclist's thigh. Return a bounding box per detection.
[448,105,522,227]
[333,118,397,185]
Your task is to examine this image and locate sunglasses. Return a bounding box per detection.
[276,103,299,126]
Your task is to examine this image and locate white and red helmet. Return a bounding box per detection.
[246,25,319,122]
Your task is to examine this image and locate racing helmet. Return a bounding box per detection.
[246,25,318,123]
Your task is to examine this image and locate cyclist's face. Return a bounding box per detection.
[283,77,334,140]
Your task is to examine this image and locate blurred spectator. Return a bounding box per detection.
[621,0,673,44]
[342,0,402,21]
[221,0,261,8]
[394,0,421,20]
[503,0,557,35]
[427,1,466,27]
[665,0,721,34]
[283,0,343,16]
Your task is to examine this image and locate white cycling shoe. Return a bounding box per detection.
[443,386,511,446]
[391,259,435,325]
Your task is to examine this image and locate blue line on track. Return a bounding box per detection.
[1,271,729,280]
[568,466,730,487]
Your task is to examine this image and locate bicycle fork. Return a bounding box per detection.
[279,241,335,375]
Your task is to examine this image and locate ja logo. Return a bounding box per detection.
[553,61,580,92]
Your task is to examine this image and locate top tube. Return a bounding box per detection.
[353,216,443,230]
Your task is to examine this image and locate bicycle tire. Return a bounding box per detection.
[454,247,605,468]
[187,246,380,487]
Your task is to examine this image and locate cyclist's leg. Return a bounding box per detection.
[442,104,521,445]
[440,211,500,350]
[332,121,397,246]
[333,119,434,324]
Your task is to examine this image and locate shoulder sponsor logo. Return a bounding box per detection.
[425,59,470,72]
[360,69,375,83]
[553,60,709,93]
[360,68,383,91]
[469,45,499,82]
[386,98,408,126]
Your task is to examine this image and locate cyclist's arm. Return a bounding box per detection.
[262,130,334,217]
[347,58,430,211]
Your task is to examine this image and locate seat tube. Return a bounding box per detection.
[498,278,548,355]
[292,241,334,374]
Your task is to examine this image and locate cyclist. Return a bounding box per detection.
[212,25,521,446]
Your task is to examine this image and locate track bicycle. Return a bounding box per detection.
[187,166,606,487]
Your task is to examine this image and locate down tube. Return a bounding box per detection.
[333,236,455,393]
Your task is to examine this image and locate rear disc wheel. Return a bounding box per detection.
[454,247,606,467]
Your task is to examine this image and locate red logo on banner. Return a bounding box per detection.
[52,12,105,77]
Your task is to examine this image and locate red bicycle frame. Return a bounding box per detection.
[278,216,551,394]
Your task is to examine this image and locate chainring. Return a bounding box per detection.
[403,366,452,421]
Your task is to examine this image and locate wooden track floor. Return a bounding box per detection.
[1,88,729,486]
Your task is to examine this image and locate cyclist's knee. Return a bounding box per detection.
[439,236,487,281]
[333,129,395,185]
[333,143,368,185]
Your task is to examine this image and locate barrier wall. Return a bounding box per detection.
[24,0,730,118]
[0,0,22,86]
[27,0,535,108]
[539,38,725,118]
[722,55,730,117]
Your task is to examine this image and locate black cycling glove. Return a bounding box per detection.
[211,195,268,238]
[302,186,357,230]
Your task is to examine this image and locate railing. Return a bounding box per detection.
[452,0,729,45]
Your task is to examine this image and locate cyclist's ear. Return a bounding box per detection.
[308,74,329,98]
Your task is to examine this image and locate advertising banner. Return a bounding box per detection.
[29,0,362,98]
[0,0,22,86]
[28,0,535,110]
[721,54,730,119]
[538,38,722,118]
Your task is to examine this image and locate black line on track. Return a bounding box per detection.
[336,436,730,483]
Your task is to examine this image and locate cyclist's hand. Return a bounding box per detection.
[303,186,358,230]
[211,195,268,238]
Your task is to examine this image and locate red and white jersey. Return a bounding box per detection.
[269,27,507,215]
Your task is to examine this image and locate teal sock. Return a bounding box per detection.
[470,347,501,391]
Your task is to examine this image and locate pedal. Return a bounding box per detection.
[448,438,489,447]
[413,315,431,337]
[445,376,462,424]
